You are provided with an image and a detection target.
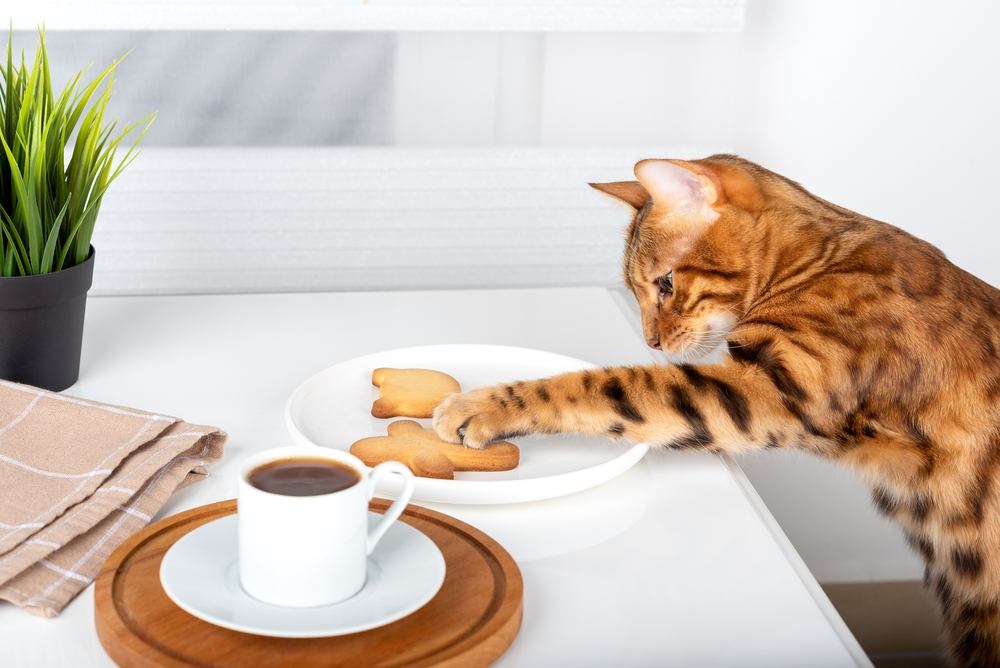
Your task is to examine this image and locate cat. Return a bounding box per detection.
[432,155,1000,667]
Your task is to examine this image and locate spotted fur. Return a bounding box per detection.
[434,155,1000,666]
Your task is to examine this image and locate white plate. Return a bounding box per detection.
[285,344,649,504]
[159,513,446,638]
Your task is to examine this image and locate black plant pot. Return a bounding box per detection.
[0,247,95,391]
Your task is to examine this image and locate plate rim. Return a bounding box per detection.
[284,343,650,504]
[159,512,446,639]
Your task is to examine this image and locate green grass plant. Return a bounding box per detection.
[0,28,153,277]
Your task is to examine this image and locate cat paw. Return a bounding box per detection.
[432,387,515,449]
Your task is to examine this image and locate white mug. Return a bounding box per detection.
[237,446,415,607]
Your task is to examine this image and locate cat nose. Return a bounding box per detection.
[647,334,661,350]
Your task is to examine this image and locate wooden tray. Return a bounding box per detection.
[95,499,522,667]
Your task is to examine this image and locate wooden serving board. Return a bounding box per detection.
[95,499,522,667]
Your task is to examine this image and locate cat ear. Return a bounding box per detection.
[633,159,720,212]
[588,181,649,210]
[632,160,722,271]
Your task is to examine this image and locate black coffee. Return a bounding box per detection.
[248,457,360,496]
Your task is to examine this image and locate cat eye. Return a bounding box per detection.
[657,272,673,302]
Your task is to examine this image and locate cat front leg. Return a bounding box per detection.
[433,360,839,453]
[433,373,632,449]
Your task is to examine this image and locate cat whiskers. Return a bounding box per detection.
[683,317,734,364]
[680,329,717,364]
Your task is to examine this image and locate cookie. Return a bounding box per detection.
[371,367,461,419]
[350,420,520,480]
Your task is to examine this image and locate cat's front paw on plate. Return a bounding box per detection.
[432,387,516,449]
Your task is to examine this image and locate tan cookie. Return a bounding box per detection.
[350,420,520,480]
[371,367,461,419]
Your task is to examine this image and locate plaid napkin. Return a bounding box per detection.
[0,380,226,617]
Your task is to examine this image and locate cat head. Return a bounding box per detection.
[591,155,764,362]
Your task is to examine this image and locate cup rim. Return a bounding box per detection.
[239,446,367,499]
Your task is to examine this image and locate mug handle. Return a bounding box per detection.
[365,461,416,555]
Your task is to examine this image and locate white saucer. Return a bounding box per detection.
[159,513,446,638]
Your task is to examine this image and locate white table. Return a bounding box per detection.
[1,287,870,667]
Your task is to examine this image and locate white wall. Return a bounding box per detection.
[530,1,1000,287]
[740,0,1000,290]
[390,2,999,285]
[739,452,924,583]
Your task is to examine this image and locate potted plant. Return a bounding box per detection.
[0,29,153,391]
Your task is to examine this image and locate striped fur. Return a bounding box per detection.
[433,155,1000,666]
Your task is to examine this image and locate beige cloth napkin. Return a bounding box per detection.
[0,380,226,617]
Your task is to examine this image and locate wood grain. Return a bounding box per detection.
[94,499,522,667]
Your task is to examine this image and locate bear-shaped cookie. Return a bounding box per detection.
[371,368,461,419]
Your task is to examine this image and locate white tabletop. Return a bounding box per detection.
[0,287,870,667]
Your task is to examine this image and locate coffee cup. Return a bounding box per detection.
[237,446,414,607]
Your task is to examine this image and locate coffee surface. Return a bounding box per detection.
[248,457,360,496]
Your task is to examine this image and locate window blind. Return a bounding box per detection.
[90,147,712,295]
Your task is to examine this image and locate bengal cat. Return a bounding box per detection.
[433,155,1000,667]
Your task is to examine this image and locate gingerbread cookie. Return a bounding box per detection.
[371,367,461,419]
[350,420,520,480]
